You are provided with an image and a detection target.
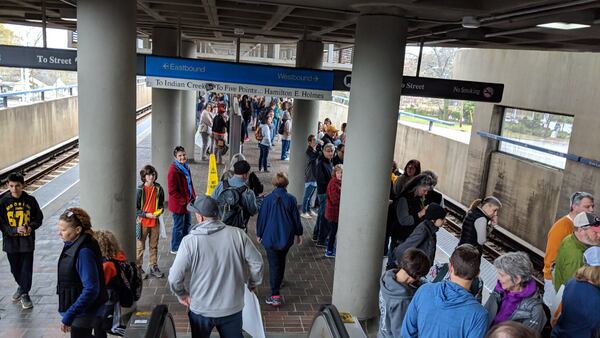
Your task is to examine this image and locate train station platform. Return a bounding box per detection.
[0,120,336,337]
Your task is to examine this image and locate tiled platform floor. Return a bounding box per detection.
[0,130,334,337]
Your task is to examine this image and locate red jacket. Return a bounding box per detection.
[167,162,196,214]
[325,177,342,223]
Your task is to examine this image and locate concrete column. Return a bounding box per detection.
[152,27,180,194]
[78,0,137,258]
[461,103,502,206]
[327,43,335,64]
[180,40,197,161]
[331,13,407,319]
[288,39,323,200]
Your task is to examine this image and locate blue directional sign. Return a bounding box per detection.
[145,55,334,91]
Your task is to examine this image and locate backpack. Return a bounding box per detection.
[255,126,263,141]
[110,259,143,307]
[278,118,288,135]
[216,180,249,229]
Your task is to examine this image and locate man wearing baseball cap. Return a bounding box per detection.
[168,196,263,336]
[553,211,600,291]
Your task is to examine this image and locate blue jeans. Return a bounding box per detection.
[188,310,243,338]
[265,247,289,296]
[281,139,291,159]
[258,144,269,171]
[302,182,317,213]
[171,212,191,252]
[327,222,338,253]
[312,194,329,244]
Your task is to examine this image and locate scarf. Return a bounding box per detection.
[174,161,194,200]
[493,278,537,324]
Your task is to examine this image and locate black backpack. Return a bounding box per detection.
[278,118,288,135]
[110,259,143,307]
[216,180,249,229]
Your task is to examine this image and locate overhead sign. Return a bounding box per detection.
[0,45,147,75]
[0,45,77,71]
[333,70,504,103]
[145,55,333,100]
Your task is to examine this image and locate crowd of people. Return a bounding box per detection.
[196,93,294,167]
[0,98,598,338]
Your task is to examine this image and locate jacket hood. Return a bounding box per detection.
[380,270,417,300]
[190,219,227,235]
[435,281,480,309]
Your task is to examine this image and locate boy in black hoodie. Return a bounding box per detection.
[0,173,43,309]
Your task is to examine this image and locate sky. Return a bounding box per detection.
[5,23,68,48]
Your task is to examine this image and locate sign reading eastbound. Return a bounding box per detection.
[145,55,334,100]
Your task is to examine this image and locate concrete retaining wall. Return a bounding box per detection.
[319,100,348,130]
[394,123,469,201]
[485,153,563,250]
[0,97,79,169]
[1,84,152,170]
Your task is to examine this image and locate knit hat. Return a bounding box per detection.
[425,203,447,221]
[187,196,219,218]
[233,160,251,175]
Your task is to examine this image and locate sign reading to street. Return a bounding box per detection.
[333,70,504,103]
[0,45,77,71]
[145,55,333,100]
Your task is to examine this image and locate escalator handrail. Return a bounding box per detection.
[316,304,350,338]
[145,304,176,338]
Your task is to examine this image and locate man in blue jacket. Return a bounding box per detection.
[401,244,489,338]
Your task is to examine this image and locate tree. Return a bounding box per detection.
[0,24,19,45]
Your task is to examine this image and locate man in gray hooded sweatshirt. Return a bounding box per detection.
[169,196,263,337]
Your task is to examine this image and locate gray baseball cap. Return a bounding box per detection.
[187,196,219,218]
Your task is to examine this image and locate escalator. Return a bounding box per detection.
[124,303,365,338]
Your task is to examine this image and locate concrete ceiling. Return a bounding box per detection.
[2,0,600,52]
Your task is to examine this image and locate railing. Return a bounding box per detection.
[0,85,78,108]
[332,94,455,131]
[477,131,600,169]
[0,78,146,108]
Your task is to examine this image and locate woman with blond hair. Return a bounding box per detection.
[552,246,600,338]
[256,172,303,307]
[324,164,343,258]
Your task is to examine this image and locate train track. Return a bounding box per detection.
[0,104,152,194]
[442,194,545,287]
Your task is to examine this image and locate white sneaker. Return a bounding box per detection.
[300,213,312,219]
[309,210,318,217]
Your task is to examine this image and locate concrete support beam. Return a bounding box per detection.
[332,13,407,319]
[152,27,181,195]
[78,0,137,257]
[461,103,502,206]
[288,39,324,201]
[180,40,197,161]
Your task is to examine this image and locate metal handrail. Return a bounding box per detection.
[477,130,600,168]
[332,94,455,131]
[0,85,78,98]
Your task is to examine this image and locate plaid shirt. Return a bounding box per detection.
[325,177,342,223]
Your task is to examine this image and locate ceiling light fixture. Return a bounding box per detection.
[60,8,77,22]
[536,22,590,30]
[462,16,480,29]
[24,13,43,23]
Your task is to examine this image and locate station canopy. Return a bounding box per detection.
[1,0,600,52]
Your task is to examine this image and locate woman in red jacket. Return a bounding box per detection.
[324,164,343,258]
